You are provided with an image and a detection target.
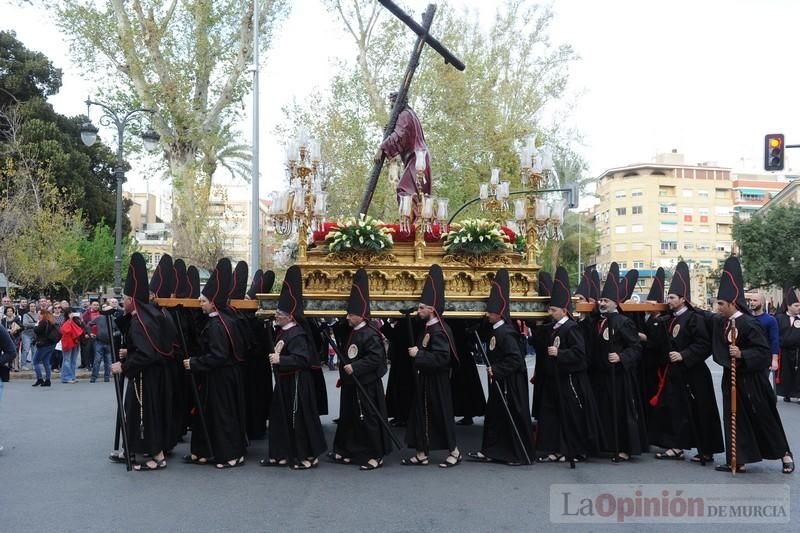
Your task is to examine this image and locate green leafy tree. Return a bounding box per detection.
[49,0,289,264]
[71,221,138,298]
[733,204,800,288]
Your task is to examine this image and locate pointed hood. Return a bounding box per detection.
[420,264,445,316]
[575,267,591,299]
[346,268,371,318]
[229,261,248,300]
[278,265,304,319]
[622,269,639,302]
[247,269,263,300]
[590,269,602,301]
[487,269,512,322]
[262,270,275,293]
[785,284,799,307]
[551,266,572,310]
[600,262,622,303]
[668,261,691,301]
[537,271,553,298]
[149,254,175,298]
[124,252,150,303]
[187,266,201,299]
[717,256,748,313]
[202,258,232,309]
[174,259,190,298]
[646,267,666,303]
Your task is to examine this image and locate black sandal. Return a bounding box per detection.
[292,460,315,470]
[216,457,245,469]
[655,449,684,460]
[134,459,166,471]
[360,459,384,471]
[108,452,127,464]
[782,452,794,474]
[715,463,746,473]
[613,453,630,463]
[182,454,208,465]
[259,458,288,467]
[401,455,429,466]
[327,452,352,464]
[467,451,493,463]
[690,454,713,464]
[439,451,462,469]
[537,453,564,463]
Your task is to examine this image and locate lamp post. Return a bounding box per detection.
[80,98,159,296]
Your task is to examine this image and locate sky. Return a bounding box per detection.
[4,0,800,217]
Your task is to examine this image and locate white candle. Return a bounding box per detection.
[490,167,500,186]
[314,191,328,215]
[421,195,434,218]
[415,150,427,172]
[436,198,449,220]
[479,183,489,200]
[514,198,527,220]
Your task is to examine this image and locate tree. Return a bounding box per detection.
[733,204,800,288]
[0,30,62,109]
[50,0,289,264]
[281,0,579,226]
[71,221,138,298]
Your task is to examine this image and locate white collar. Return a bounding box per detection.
[553,316,569,328]
[492,319,505,330]
[281,321,297,331]
[426,317,439,326]
[674,306,688,316]
[353,321,367,331]
[209,311,219,318]
[731,311,743,320]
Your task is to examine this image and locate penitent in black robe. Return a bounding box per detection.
[268,323,327,462]
[647,309,724,455]
[589,312,648,456]
[189,315,247,463]
[480,322,535,463]
[405,320,458,452]
[535,318,603,458]
[121,316,172,457]
[243,313,273,439]
[776,313,800,398]
[382,318,416,423]
[712,313,791,464]
[333,323,392,463]
[450,319,487,419]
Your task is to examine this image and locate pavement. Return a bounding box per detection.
[1,365,799,533]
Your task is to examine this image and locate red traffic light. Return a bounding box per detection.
[765,133,785,171]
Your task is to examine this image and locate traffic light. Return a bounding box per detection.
[765,133,785,171]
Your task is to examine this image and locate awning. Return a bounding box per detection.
[659,220,677,224]
[739,188,765,196]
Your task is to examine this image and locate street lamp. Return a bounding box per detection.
[80,97,160,296]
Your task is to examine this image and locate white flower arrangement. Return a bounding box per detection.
[442,218,512,255]
[326,214,394,253]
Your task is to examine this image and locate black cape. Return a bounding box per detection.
[405,320,458,452]
[480,322,534,463]
[382,318,416,423]
[332,323,392,462]
[712,314,791,464]
[189,314,248,463]
[450,319,487,418]
[534,318,603,458]
[268,323,327,462]
[776,313,800,398]
[242,311,273,439]
[589,312,648,455]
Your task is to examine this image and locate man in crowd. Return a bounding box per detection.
[747,291,780,386]
[87,301,114,383]
[776,286,800,402]
[711,256,793,474]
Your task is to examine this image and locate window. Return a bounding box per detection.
[660,222,678,232]
[684,242,695,250]
[633,261,645,269]
[716,241,732,252]
[659,186,676,197]
[632,205,643,215]
[739,189,765,201]
[697,243,711,251]
[631,189,643,197]
[615,225,628,234]
[615,190,627,199]
[699,226,710,233]
[632,242,646,251]
[684,215,693,222]
[683,207,694,214]
[600,245,610,256]
[717,223,731,234]
[715,206,732,216]
[715,188,730,199]
[660,240,678,251]
[616,207,627,216]
[631,224,644,233]
[615,244,628,252]
[700,215,709,223]
[684,225,694,232]
[698,190,710,199]
[682,189,694,198]
[619,262,627,269]
[698,207,709,214]
[660,203,676,214]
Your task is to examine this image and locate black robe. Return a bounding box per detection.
[776,313,800,398]
[712,313,791,464]
[243,312,272,440]
[163,307,189,448]
[530,319,554,419]
[382,318,416,423]
[333,323,392,462]
[306,320,329,416]
[647,309,724,455]
[450,319,487,418]
[189,315,247,463]
[121,317,171,456]
[480,322,535,463]
[268,323,327,462]
[534,318,603,458]
[405,320,458,452]
[589,312,648,455]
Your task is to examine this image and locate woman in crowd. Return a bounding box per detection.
[59,313,84,384]
[20,303,38,371]
[51,305,65,371]
[32,309,58,387]
[1,307,22,370]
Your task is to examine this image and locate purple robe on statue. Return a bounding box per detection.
[380,106,432,212]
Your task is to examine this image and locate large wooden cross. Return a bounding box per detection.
[357,0,465,216]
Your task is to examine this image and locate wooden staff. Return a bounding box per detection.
[729,319,738,475]
[105,312,132,472]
